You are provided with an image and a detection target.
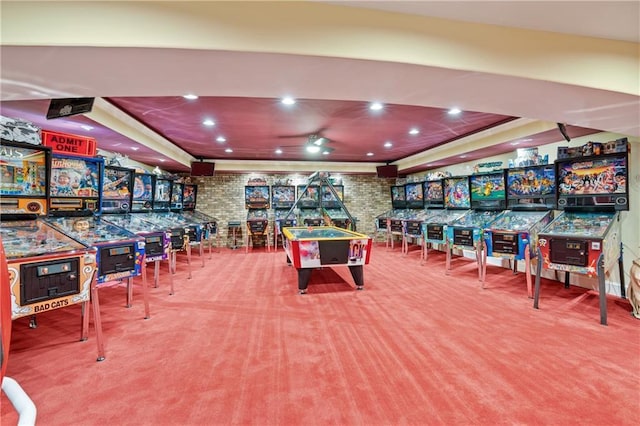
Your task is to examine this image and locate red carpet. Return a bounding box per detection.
[2,245,639,425]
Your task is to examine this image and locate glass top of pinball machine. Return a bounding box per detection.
[486,210,551,232]
[45,215,141,246]
[541,212,616,238]
[101,214,166,233]
[0,219,90,259]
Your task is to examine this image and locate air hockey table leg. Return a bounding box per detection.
[297,268,313,294]
[348,265,365,290]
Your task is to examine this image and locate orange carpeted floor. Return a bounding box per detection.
[2,244,639,425]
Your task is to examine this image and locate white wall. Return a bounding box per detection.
[413,132,639,296]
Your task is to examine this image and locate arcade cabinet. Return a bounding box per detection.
[386,184,408,250]
[0,139,105,361]
[417,179,446,262]
[445,171,507,281]
[297,183,324,227]
[483,164,555,297]
[245,180,271,252]
[321,184,350,229]
[271,183,297,250]
[44,156,149,320]
[101,169,173,293]
[422,176,470,263]
[181,183,220,257]
[401,181,428,256]
[534,147,629,325]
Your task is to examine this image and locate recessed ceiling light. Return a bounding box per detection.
[459,154,468,158]
[281,97,296,105]
[322,150,331,155]
[131,146,139,151]
[369,102,383,111]
[216,136,226,143]
[202,119,215,126]
[306,145,321,153]
[366,152,374,156]
[159,158,166,162]
[275,148,283,154]
[384,141,393,148]
[408,128,419,135]
[510,141,520,146]
[225,148,233,153]
[80,125,93,131]
[448,108,462,115]
[183,94,198,100]
[522,138,533,142]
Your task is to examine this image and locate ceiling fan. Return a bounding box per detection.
[277,128,335,155]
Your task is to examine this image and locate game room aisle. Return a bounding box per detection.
[1,243,639,425]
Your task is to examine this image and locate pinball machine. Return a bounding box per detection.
[416,179,445,261]
[101,169,172,292]
[321,184,351,229]
[446,170,507,281]
[297,184,324,226]
[483,164,556,297]
[45,155,148,319]
[386,184,409,249]
[534,149,629,325]
[421,176,470,262]
[271,183,297,250]
[0,139,105,361]
[181,182,220,257]
[245,182,271,251]
[401,181,428,256]
[142,177,192,277]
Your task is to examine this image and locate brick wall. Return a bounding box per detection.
[189,173,394,246]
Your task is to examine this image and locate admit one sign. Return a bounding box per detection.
[42,130,97,157]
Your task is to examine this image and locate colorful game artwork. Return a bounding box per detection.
[470,172,506,201]
[0,146,47,196]
[507,166,555,198]
[154,179,171,203]
[103,167,132,200]
[444,177,470,209]
[272,185,295,208]
[133,174,154,201]
[245,185,270,208]
[557,156,627,196]
[424,180,444,203]
[404,182,423,208]
[50,157,100,198]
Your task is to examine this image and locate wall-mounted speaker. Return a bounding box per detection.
[376,165,398,178]
[46,98,95,119]
[190,162,215,176]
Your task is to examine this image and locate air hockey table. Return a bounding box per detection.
[282,226,372,294]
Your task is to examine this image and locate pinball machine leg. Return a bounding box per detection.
[91,279,106,362]
[619,242,625,299]
[81,301,89,341]
[126,277,133,308]
[445,245,451,275]
[154,260,160,288]
[477,244,483,282]
[28,315,37,329]
[525,245,533,299]
[481,242,487,286]
[199,241,205,267]
[564,271,571,289]
[168,258,175,295]
[597,253,607,326]
[186,244,192,280]
[141,261,150,320]
[533,247,543,309]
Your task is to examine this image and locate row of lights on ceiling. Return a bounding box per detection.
[183,94,463,157]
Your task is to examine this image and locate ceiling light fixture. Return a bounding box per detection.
[369,102,383,111]
[384,142,393,148]
[202,119,215,126]
[131,147,139,151]
[448,107,462,115]
[275,148,283,154]
[225,148,233,153]
[183,94,198,100]
[80,125,93,131]
[306,145,321,153]
[216,136,226,143]
[366,152,374,156]
[409,128,419,135]
[281,97,296,105]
